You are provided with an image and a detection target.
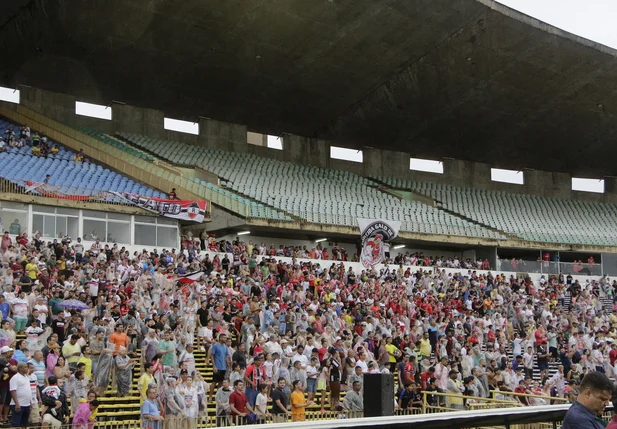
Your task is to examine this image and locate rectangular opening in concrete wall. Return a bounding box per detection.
[75,101,112,120]
[247,132,284,150]
[164,117,199,135]
[491,168,523,185]
[247,131,266,147]
[266,135,283,150]
[410,157,443,174]
[572,177,604,193]
[0,86,19,104]
[330,146,363,163]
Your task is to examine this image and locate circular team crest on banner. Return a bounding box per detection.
[187,202,201,220]
[360,220,398,268]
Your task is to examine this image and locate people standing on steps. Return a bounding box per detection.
[0,228,612,427]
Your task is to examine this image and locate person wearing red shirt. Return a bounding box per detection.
[229,380,253,424]
[487,328,496,344]
[420,367,435,390]
[318,339,328,363]
[609,343,617,367]
[353,322,363,337]
[244,356,264,407]
[534,326,547,345]
[0,232,11,254]
[404,356,416,383]
[321,248,329,260]
[514,380,530,405]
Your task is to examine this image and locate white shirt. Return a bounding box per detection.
[255,392,268,417]
[291,353,308,369]
[10,372,32,406]
[89,280,99,297]
[34,305,48,325]
[356,359,368,373]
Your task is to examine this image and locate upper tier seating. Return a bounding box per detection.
[117,133,504,239]
[0,120,164,201]
[77,126,154,161]
[76,127,292,221]
[381,177,617,246]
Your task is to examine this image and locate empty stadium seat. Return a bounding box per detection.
[379,177,617,246]
[116,132,504,239]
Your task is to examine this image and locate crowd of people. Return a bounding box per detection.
[189,234,490,270]
[0,125,64,159]
[0,228,615,428]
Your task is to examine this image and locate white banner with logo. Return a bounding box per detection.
[358,218,401,268]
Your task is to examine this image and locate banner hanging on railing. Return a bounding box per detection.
[22,182,208,223]
[109,192,208,223]
[358,218,401,268]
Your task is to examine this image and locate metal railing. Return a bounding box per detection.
[498,258,604,276]
[560,261,602,276]
[0,178,144,208]
[420,390,521,414]
[489,390,570,405]
[0,105,219,216]
[16,395,605,429]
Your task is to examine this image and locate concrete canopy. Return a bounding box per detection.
[1,0,617,176]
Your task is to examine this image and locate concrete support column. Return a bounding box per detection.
[308,138,329,169]
[111,104,165,138]
[444,159,487,187]
[602,176,617,204]
[21,87,77,125]
[378,149,409,179]
[198,118,247,152]
[282,134,308,164]
[524,169,571,199]
[281,135,326,169]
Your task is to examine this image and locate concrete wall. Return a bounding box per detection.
[14,86,617,204]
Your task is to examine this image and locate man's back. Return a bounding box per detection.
[563,401,606,429]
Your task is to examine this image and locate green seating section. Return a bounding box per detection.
[382,177,617,246]
[77,127,154,161]
[114,132,505,240]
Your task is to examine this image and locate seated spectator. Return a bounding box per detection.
[343,380,364,413]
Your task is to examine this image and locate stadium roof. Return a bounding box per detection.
[2,0,617,176]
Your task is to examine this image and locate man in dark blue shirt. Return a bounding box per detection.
[563,372,613,429]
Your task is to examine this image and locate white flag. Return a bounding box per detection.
[357,218,401,268]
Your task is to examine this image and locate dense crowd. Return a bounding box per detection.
[189,233,490,269]
[0,228,614,428]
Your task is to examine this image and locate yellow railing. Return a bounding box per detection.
[489,390,570,404]
[421,390,522,414]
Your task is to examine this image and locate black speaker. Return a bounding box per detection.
[363,373,395,417]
